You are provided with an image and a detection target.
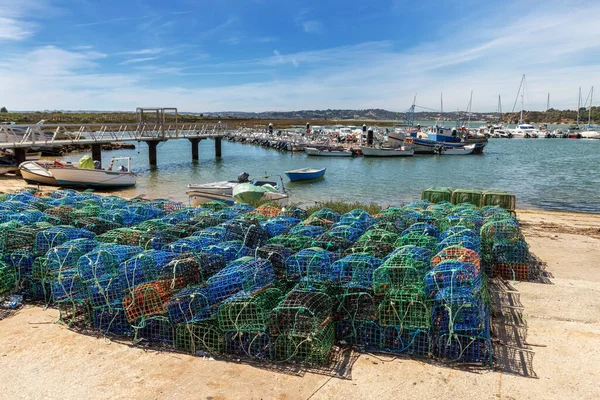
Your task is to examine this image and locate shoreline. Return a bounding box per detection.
[3,174,600,218]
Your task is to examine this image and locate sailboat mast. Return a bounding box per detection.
[577,87,581,126]
[520,75,525,123]
[547,93,550,111]
[589,86,594,127]
[498,95,503,123]
[467,90,473,128]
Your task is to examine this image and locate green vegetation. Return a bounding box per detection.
[0,107,7,113]
[304,200,383,216]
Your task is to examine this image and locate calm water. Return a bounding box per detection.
[62,138,600,213]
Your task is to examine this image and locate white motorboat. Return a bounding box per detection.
[0,165,17,176]
[305,147,353,157]
[360,146,414,157]
[49,157,136,188]
[0,150,42,161]
[511,124,540,138]
[580,130,600,139]
[19,161,59,185]
[436,144,476,155]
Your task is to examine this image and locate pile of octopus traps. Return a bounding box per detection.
[0,189,535,368]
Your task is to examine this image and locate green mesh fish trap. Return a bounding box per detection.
[310,233,352,252]
[72,217,123,235]
[217,287,283,332]
[356,229,399,246]
[34,226,95,256]
[378,293,431,329]
[0,260,17,294]
[334,289,379,324]
[117,250,176,293]
[285,248,339,283]
[372,256,430,295]
[272,319,334,365]
[288,224,326,238]
[174,320,225,354]
[226,330,272,360]
[44,206,76,225]
[394,232,439,253]
[451,189,483,206]
[158,252,226,286]
[133,315,174,344]
[270,289,333,335]
[346,242,394,259]
[255,244,294,281]
[308,208,341,223]
[327,224,365,242]
[481,190,516,211]
[266,233,312,252]
[421,187,453,203]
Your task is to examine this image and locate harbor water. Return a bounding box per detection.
[62,138,600,213]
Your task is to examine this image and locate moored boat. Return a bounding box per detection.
[435,144,476,155]
[285,167,326,182]
[304,147,353,157]
[49,156,136,188]
[232,182,289,206]
[186,173,284,206]
[360,146,414,157]
[19,161,59,185]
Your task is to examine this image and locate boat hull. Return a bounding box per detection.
[285,168,326,182]
[413,138,486,154]
[360,146,414,157]
[0,166,17,176]
[187,191,235,207]
[19,161,59,185]
[49,168,136,188]
[304,147,352,157]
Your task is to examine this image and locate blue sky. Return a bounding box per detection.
[1,0,599,112]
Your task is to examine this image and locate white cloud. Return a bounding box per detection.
[302,20,323,34]
[118,48,163,56]
[0,0,53,41]
[120,57,158,65]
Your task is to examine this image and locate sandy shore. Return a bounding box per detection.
[0,182,599,399]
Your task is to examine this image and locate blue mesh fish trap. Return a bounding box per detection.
[34,226,95,256]
[46,239,100,273]
[380,326,431,356]
[93,307,133,335]
[440,226,479,241]
[290,225,325,238]
[50,267,87,303]
[266,234,312,252]
[203,241,252,264]
[166,285,216,324]
[87,274,124,308]
[402,223,441,240]
[435,333,492,364]
[157,252,226,286]
[207,257,275,303]
[117,250,176,292]
[311,233,353,252]
[336,320,381,347]
[339,210,376,230]
[4,249,35,279]
[255,244,294,280]
[328,254,382,288]
[260,216,301,238]
[192,226,227,241]
[133,315,174,344]
[163,236,218,255]
[432,296,490,335]
[78,245,144,283]
[436,234,481,254]
[225,330,272,360]
[425,261,482,299]
[285,248,339,283]
[327,224,365,242]
[280,206,308,220]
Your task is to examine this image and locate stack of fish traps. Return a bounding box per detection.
[0,189,533,367]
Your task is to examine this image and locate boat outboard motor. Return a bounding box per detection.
[306,122,311,134]
[367,128,374,146]
[237,171,250,183]
[268,123,273,135]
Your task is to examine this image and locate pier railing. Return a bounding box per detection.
[0,123,226,149]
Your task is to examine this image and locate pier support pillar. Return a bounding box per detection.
[147,140,160,167]
[189,138,201,161]
[214,137,222,158]
[91,143,102,166]
[14,148,27,166]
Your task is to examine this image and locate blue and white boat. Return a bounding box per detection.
[285,167,326,182]
[391,125,487,154]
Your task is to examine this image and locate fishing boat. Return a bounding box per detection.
[435,144,476,155]
[285,167,326,182]
[360,146,414,157]
[19,161,60,185]
[0,150,42,161]
[49,156,136,188]
[186,172,284,206]
[304,147,353,157]
[232,182,289,206]
[390,125,487,154]
[0,165,17,176]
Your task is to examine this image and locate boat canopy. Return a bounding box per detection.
[78,155,94,169]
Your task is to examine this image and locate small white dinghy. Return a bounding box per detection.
[360,146,414,157]
[19,161,59,186]
[49,156,136,188]
[436,144,476,155]
[305,147,353,157]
